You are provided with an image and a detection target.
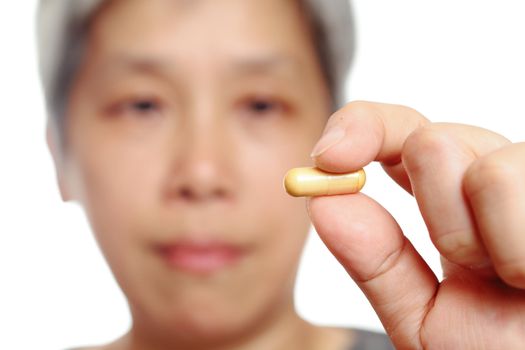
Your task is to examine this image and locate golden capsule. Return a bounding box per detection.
[283,167,366,197]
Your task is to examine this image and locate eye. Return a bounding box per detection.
[251,100,275,112]
[126,99,161,116]
[132,100,158,112]
[244,98,284,117]
[108,97,164,118]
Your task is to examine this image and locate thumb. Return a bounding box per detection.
[307,193,438,349]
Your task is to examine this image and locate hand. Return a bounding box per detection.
[307,101,525,349]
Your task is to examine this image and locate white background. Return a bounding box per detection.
[1,1,524,349]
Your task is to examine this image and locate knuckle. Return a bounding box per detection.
[464,156,515,199]
[339,101,385,128]
[356,237,407,283]
[327,100,379,128]
[497,259,525,289]
[344,101,427,122]
[402,126,450,173]
[343,100,377,113]
[435,229,486,266]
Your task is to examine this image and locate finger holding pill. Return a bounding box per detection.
[283,167,366,197]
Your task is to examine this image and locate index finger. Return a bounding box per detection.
[311,101,429,173]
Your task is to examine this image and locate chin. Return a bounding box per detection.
[173,309,248,340]
[132,294,265,346]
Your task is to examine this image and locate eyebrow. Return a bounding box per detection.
[97,53,300,79]
[97,55,174,77]
[229,55,300,76]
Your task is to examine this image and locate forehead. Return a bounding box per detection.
[89,0,314,63]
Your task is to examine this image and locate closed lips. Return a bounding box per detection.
[154,240,246,274]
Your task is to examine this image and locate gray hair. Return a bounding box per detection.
[37,0,355,139]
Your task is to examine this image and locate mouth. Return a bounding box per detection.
[153,239,247,275]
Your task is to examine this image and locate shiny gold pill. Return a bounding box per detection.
[284,167,366,197]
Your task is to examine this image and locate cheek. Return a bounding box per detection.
[249,179,310,298]
[235,122,319,234]
[69,130,166,242]
[239,142,312,262]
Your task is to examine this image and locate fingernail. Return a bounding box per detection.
[310,126,345,158]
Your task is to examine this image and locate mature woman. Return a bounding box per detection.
[38,0,525,349]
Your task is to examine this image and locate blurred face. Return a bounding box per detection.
[60,0,330,344]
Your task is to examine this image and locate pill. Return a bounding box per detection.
[283,167,366,197]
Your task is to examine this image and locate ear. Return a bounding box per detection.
[46,126,72,201]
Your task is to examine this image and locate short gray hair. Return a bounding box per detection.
[37,0,355,138]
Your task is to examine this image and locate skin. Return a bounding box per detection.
[309,101,525,349]
[48,0,351,349]
[47,0,525,349]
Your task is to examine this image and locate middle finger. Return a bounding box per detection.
[401,123,509,268]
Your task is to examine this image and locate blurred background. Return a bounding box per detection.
[1,1,524,349]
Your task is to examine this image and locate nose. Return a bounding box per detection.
[164,121,235,205]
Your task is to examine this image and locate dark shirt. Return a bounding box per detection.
[68,329,394,350]
[348,329,394,350]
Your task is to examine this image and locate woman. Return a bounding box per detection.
[38,0,525,349]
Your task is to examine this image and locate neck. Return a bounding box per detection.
[117,300,321,350]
